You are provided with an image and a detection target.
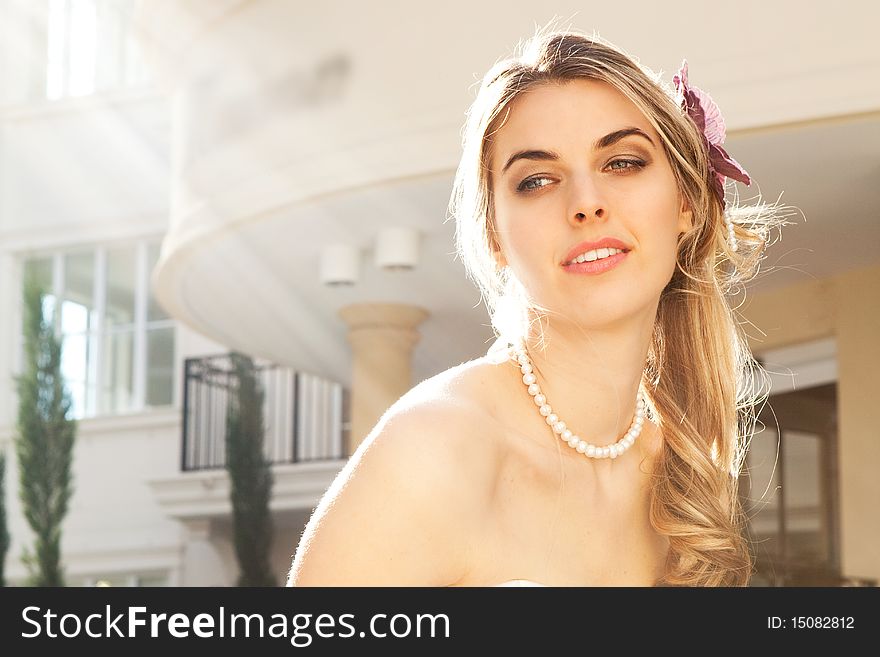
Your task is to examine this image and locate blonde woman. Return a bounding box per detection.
[287,27,792,587]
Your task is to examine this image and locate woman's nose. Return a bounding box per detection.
[569,177,606,225]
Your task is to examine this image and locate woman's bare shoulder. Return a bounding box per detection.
[394,351,512,418]
[382,353,511,479]
[287,355,507,586]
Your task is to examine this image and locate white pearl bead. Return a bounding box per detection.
[512,348,642,460]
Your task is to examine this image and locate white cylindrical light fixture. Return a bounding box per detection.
[375,226,420,271]
[320,243,360,286]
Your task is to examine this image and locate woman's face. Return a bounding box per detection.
[489,79,692,328]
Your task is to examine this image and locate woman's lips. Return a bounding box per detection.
[561,250,628,275]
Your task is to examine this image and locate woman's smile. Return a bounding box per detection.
[561,249,629,275]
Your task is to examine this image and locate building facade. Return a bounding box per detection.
[0,0,877,586]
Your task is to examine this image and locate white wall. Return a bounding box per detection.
[1,411,181,584]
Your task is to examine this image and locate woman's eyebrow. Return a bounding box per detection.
[500,127,655,176]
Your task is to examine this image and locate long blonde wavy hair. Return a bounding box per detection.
[449,26,797,586]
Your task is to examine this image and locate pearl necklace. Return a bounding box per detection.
[509,346,646,460]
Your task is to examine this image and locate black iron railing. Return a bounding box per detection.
[181,354,349,471]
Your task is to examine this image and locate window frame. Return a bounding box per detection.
[16,237,176,419]
[744,338,840,585]
[46,0,151,101]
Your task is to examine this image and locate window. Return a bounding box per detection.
[46,0,151,100]
[146,243,174,407]
[0,0,151,104]
[740,383,840,586]
[20,240,175,419]
[61,250,99,416]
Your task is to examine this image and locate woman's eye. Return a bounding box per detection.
[608,158,646,172]
[516,176,553,193]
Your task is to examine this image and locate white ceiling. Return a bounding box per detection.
[720,112,880,293]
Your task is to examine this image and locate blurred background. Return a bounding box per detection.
[0,0,877,587]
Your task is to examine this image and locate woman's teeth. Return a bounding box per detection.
[568,247,624,264]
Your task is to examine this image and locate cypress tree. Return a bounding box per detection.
[0,451,9,586]
[225,352,276,586]
[14,276,76,586]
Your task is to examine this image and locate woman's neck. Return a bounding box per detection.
[509,312,655,451]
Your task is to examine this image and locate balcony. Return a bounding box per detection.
[181,353,348,470]
[148,354,349,521]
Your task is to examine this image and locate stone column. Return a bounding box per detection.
[834,265,880,583]
[338,303,429,455]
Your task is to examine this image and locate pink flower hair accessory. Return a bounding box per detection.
[673,60,751,252]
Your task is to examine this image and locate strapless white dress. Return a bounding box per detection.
[495,579,548,586]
